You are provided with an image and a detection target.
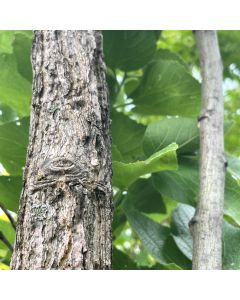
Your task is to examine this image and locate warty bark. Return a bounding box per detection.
[11,30,112,270]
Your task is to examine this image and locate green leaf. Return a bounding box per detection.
[106,68,119,105]
[171,204,194,260]
[0,215,15,251]
[13,33,32,82]
[153,157,199,206]
[111,111,146,162]
[223,221,240,270]
[126,178,166,214]
[113,247,139,270]
[112,144,123,162]
[218,31,240,77]
[143,118,231,158]
[227,154,240,181]
[124,208,191,269]
[0,103,17,125]
[124,77,141,96]
[113,143,178,189]
[0,52,31,116]
[0,117,29,175]
[0,176,22,212]
[143,117,199,156]
[224,174,240,226]
[132,59,201,116]
[124,208,170,265]
[161,235,191,269]
[0,262,10,270]
[0,30,32,54]
[150,262,182,270]
[170,203,240,269]
[154,49,186,67]
[153,158,240,225]
[103,30,157,71]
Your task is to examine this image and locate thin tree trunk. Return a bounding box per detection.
[189,30,225,270]
[11,31,112,270]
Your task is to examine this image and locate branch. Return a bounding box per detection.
[189,31,225,270]
[0,231,13,252]
[0,202,16,230]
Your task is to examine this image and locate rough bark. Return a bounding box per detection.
[189,31,225,270]
[11,31,112,270]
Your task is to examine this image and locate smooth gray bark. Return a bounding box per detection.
[189,31,225,270]
[11,31,112,270]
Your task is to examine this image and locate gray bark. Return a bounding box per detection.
[11,31,112,270]
[189,31,225,270]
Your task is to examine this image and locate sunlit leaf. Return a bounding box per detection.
[113,143,178,189]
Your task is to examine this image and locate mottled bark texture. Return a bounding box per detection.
[11,31,112,270]
[190,31,225,270]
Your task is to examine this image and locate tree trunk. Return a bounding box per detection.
[189,30,225,270]
[11,31,112,270]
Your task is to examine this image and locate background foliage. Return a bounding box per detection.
[0,30,239,270]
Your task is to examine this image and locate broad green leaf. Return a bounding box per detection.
[0,30,32,54]
[113,143,178,189]
[154,49,186,67]
[157,30,198,68]
[161,235,191,269]
[0,103,17,125]
[150,262,182,270]
[113,247,139,270]
[143,118,231,157]
[112,111,146,162]
[0,31,16,53]
[0,53,31,116]
[0,176,22,212]
[103,30,157,71]
[223,221,240,270]
[124,77,141,96]
[112,144,123,161]
[106,68,119,105]
[153,158,240,225]
[153,157,199,206]
[0,215,15,251]
[227,154,240,181]
[171,204,194,260]
[13,33,32,82]
[125,208,191,269]
[0,262,9,270]
[0,117,29,175]
[124,208,170,264]
[171,203,240,269]
[132,59,201,116]
[126,178,166,214]
[218,31,240,77]
[224,174,240,226]
[143,117,198,156]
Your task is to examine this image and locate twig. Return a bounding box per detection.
[190,31,225,270]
